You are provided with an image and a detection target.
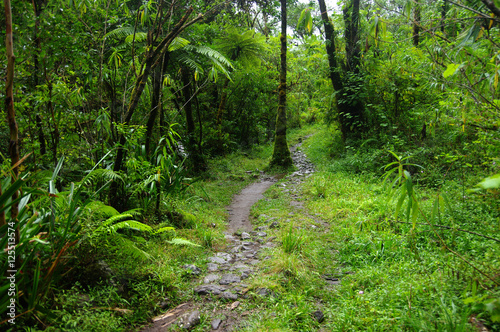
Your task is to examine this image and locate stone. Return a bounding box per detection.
[232,263,249,270]
[270,221,280,229]
[231,245,242,253]
[207,263,219,272]
[219,291,238,301]
[204,274,220,284]
[211,318,222,330]
[240,270,251,279]
[241,232,251,240]
[194,285,226,295]
[208,257,227,264]
[182,264,201,275]
[216,252,232,261]
[256,226,268,231]
[219,274,241,285]
[312,310,325,323]
[257,288,272,297]
[256,231,267,237]
[180,310,200,329]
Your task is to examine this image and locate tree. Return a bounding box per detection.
[3,0,20,245]
[108,7,203,207]
[315,0,364,141]
[270,0,293,167]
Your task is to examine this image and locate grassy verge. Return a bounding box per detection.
[241,124,499,331]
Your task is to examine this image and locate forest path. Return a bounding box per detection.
[142,137,316,331]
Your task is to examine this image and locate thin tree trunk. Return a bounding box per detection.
[318,0,343,92]
[181,68,206,170]
[4,0,20,241]
[145,53,168,157]
[32,0,47,157]
[441,0,447,35]
[270,0,292,167]
[413,0,421,46]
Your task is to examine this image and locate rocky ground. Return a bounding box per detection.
[141,139,318,331]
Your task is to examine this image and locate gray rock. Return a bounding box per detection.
[211,318,222,330]
[219,274,241,285]
[182,264,202,275]
[204,274,220,284]
[269,221,280,229]
[241,232,251,240]
[219,291,238,300]
[256,226,268,231]
[208,256,227,264]
[180,310,200,329]
[230,245,242,253]
[256,231,267,237]
[207,263,219,272]
[194,284,226,295]
[312,310,325,323]
[240,270,251,279]
[216,252,232,261]
[233,263,249,270]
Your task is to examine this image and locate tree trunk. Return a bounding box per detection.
[441,0,447,35]
[270,0,292,167]
[413,0,421,46]
[4,0,20,241]
[145,52,168,157]
[33,0,47,158]
[181,68,206,170]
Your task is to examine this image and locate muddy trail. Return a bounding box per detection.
[142,140,316,331]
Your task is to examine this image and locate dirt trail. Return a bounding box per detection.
[142,138,316,331]
[226,179,276,234]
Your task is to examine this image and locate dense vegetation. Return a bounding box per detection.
[1,0,499,330]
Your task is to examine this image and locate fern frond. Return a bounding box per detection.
[110,220,152,233]
[105,26,145,40]
[115,236,152,261]
[168,37,190,52]
[178,55,204,73]
[185,45,234,70]
[166,238,201,247]
[125,32,147,44]
[98,213,134,229]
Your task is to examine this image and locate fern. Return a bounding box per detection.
[114,236,152,261]
[166,238,201,247]
[168,37,190,52]
[125,32,147,44]
[105,26,146,40]
[110,220,152,233]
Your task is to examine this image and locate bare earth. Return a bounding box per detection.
[226,179,276,234]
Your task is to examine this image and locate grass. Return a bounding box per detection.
[14,124,500,331]
[242,124,499,331]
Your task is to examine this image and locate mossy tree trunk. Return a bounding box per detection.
[270,0,292,168]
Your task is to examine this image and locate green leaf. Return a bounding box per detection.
[475,173,500,190]
[443,63,462,78]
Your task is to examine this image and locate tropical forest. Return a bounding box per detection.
[1,0,500,330]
